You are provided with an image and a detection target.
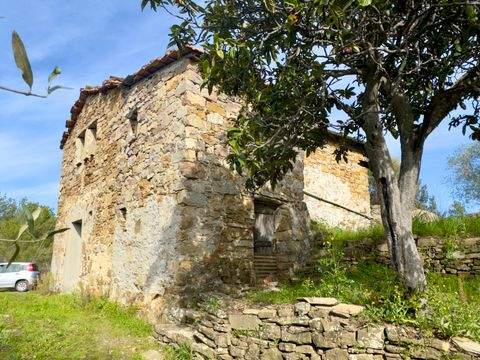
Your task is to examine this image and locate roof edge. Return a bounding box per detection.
[60,46,203,149]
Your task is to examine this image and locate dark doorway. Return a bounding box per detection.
[253,199,278,254]
[253,198,280,280]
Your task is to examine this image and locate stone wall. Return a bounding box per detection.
[51,54,310,321]
[155,297,480,359]
[303,144,371,230]
[52,57,196,320]
[344,237,480,275]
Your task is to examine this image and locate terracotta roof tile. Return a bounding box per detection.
[60,46,203,149]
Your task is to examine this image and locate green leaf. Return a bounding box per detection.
[48,85,73,94]
[32,207,42,221]
[6,242,20,268]
[23,208,35,234]
[16,223,28,241]
[12,31,33,90]
[358,0,371,6]
[48,66,62,84]
[42,227,69,240]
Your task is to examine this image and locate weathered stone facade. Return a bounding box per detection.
[155,297,480,359]
[304,143,371,230]
[51,49,370,319]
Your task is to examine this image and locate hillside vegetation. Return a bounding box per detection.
[0,195,55,270]
[310,215,480,244]
[249,220,480,342]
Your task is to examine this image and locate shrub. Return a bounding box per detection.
[35,272,55,295]
[164,343,194,360]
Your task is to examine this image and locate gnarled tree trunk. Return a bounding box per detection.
[362,79,427,293]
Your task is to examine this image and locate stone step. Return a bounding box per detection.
[254,256,277,260]
[154,324,216,359]
[254,254,278,279]
[255,263,277,267]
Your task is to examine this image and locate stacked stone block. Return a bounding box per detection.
[304,144,371,230]
[155,297,479,359]
[344,237,480,275]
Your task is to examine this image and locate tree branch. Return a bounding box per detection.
[420,64,480,138]
[0,85,47,98]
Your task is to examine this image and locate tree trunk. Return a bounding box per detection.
[372,160,427,293]
[362,78,427,293]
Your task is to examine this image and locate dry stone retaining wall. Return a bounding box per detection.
[155,297,480,359]
[344,237,480,275]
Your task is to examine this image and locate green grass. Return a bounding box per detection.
[311,221,384,243]
[163,344,194,360]
[413,215,480,238]
[312,215,480,244]
[247,260,480,342]
[0,291,158,359]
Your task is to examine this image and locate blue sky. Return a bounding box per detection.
[0,1,477,213]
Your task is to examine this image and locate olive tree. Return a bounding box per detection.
[448,143,480,205]
[144,0,480,292]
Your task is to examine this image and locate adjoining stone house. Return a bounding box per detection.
[51,48,370,320]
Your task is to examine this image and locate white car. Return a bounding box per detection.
[0,262,40,292]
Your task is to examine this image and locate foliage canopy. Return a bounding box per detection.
[449,143,480,205]
[0,195,60,270]
[145,0,480,291]
[144,0,480,187]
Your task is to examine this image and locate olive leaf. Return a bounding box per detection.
[15,223,28,241]
[358,0,372,6]
[42,228,69,240]
[48,66,62,84]
[47,85,72,94]
[12,31,33,90]
[32,207,42,221]
[6,242,20,268]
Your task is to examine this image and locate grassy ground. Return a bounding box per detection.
[248,253,480,342]
[251,219,480,341]
[412,215,480,238]
[311,215,480,243]
[0,291,160,360]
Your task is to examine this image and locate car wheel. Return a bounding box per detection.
[15,280,29,292]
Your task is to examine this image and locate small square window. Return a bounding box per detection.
[75,130,86,165]
[119,207,127,220]
[127,108,138,136]
[85,121,98,156]
[72,219,83,237]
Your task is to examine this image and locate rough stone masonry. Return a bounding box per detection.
[156,297,480,360]
[51,48,371,320]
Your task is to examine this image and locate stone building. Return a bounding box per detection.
[51,48,370,319]
[304,140,371,230]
